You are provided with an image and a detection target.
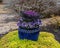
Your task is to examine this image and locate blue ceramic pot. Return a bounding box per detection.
[18,27,40,41]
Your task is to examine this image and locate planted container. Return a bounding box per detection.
[17,10,41,41]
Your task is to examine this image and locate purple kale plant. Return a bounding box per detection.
[17,10,41,29]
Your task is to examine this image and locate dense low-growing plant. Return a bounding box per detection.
[0,30,60,48]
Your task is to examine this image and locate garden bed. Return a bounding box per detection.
[0,30,60,48]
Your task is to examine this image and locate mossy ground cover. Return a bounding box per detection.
[0,30,60,48]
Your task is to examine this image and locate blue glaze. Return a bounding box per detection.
[18,27,40,41]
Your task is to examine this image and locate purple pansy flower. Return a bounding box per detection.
[17,19,41,28]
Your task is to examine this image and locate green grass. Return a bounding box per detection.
[0,30,60,48]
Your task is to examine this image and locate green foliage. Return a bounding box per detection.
[0,30,60,48]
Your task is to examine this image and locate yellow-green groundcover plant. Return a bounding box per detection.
[0,30,60,48]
